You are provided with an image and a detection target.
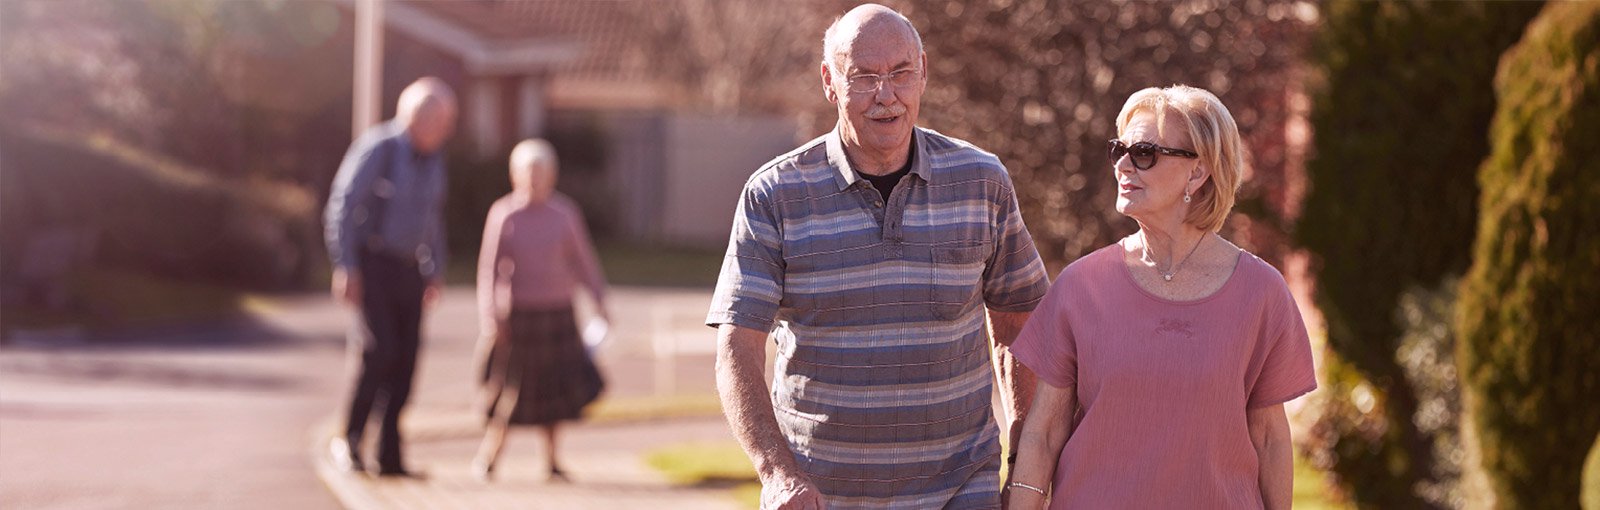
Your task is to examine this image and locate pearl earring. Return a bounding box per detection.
[1183,191,1192,203]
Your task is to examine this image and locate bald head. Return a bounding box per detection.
[818,4,926,173]
[822,4,922,74]
[396,77,458,154]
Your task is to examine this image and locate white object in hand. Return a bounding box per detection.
[581,317,610,354]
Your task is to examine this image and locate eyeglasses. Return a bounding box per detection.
[839,68,921,94]
[1107,139,1199,170]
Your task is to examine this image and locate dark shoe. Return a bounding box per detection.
[546,466,568,483]
[329,438,365,474]
[376,466,426,479]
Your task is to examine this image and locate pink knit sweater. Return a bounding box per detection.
[476,193,606,331]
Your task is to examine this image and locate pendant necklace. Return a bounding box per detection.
[1145,231,1206,282]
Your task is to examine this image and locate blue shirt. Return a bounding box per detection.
[324,121,448,279]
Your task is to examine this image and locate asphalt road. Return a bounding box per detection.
[1,294,353,510]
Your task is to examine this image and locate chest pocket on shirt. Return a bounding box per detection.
[930,242,991,320]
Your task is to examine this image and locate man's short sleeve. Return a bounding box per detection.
[706,180,784,331]
[983,172,1049,312]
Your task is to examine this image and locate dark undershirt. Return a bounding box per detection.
[856,140,915,203]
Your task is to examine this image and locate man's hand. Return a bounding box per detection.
[332,268,361,306]
[717,323,823,510]
[1005,416,1025,479]
[423,279,443,309]
[760,471,827,510]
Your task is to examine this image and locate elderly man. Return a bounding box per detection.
[707,5,1050,509]
[324,77,457,477]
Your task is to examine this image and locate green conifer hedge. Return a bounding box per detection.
[1457,2,1600,508]
[1296,1,1541,506]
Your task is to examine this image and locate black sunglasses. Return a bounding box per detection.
[1107,139,1199,170]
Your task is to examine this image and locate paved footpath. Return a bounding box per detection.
[2,285,748,510]
[313,285,746,510]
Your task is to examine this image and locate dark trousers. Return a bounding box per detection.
[343,250,424,471]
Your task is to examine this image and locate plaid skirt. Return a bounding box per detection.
[479,307,604,425]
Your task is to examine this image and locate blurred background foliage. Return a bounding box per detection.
[1293,1,1544,508]
[903,0,1316,269]
[1,0,350,304]
[1456,1,1600,507]
[0,0,632,322]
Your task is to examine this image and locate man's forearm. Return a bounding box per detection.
[988,310,1037,424]
[988,308,1037,484]
[715,324,803,482]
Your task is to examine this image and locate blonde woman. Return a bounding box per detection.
[1004,85,1316,509]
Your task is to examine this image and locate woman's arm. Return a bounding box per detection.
[566,209,610,320]
[1247,403,1293,510]
[476,203,508,337]
[1005,379,1077,509]
[472,202,510,378]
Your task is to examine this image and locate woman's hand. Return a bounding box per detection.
[1247,403,1292,510]
[1005,380,1077,510]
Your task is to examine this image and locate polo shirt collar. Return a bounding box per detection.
[387,120,435,161]
[825,126,933,191]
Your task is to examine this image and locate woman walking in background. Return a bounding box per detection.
[472,139,608,482]
[1004,85,1316,508]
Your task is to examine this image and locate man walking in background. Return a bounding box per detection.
[324,77,457,477]
[707,5,1050,508]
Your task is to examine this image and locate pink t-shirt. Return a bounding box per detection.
[1010,244,1316,509]
[476,193,607,330]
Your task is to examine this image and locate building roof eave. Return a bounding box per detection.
[332,0,580,75]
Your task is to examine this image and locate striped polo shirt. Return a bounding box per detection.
[707,127,1049,509]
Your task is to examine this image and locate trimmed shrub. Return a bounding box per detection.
[1457,2,1600,508]
[1586,433,1600,510]
[1294,1,1542,507]
[1296,1,1547,507]
[0,128,318,290]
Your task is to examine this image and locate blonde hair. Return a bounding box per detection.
[509,138,558,174]
[1115,85,1244,232]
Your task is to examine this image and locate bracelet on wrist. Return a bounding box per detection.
[1007,481,1047,496]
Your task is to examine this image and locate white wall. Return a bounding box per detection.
[660,115,800,247]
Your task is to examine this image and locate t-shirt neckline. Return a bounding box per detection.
[1113,239,1247,306]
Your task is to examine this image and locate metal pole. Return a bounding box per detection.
[653,304,676,396]
[353,0,385,138]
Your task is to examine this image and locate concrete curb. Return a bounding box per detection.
[309,416,392,510]
[308,402,741,510]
